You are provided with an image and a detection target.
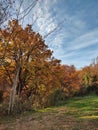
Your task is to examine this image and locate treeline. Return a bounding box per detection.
[0,20,98,114]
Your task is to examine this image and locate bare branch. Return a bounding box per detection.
[43,18,66,39]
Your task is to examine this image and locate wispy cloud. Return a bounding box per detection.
[32,0,58,36]
[66,29,98,51]
[52,28,98,69]
[59,43,98,69]
[20,0,98,69]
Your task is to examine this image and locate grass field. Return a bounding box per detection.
[0,95,98,130]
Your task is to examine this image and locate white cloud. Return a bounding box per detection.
[19,0,98,69]
[66,29,98,51]
[32,0,58,36]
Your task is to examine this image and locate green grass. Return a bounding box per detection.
[34,95,98,120]
[63,95,98,118]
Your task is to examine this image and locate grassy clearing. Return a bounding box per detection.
[0,95,98,130]
[63,95,98,118]
[39,95,98,117]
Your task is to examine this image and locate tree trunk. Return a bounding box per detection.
[8,66,20,114]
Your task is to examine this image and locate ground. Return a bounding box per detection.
[0,95,98,130]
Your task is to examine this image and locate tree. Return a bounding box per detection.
[0,0,14,26]
[78,57,98,95]
[0,20,53,113]
[60,65,81,97]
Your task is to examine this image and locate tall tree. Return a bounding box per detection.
[0,20,53,113]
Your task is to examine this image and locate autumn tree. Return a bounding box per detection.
[77,57,98,96]
[0,20,54,113]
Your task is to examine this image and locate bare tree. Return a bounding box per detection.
[0,0,14,26]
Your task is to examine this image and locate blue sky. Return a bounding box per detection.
[17,0,98,69]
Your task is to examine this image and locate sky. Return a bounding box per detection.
[16,0,98,69]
